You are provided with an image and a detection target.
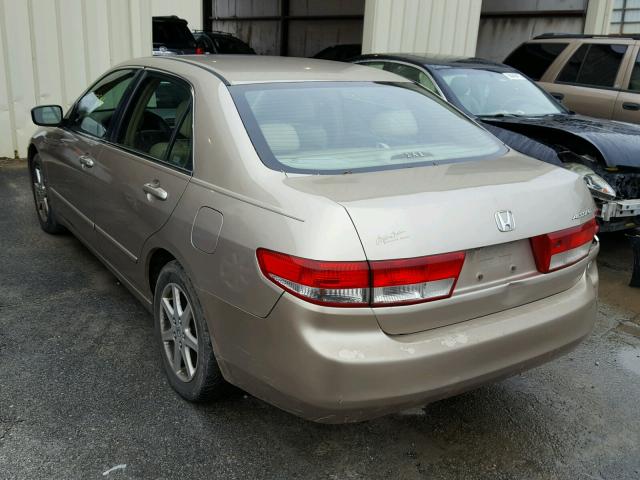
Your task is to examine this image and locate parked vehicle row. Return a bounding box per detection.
[353,52,640,233]
[504,34,640,125]
[152,16,255,56]
[151,15,360,60]
[29,54,599,423]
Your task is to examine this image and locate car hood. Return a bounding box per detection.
[481,114,640,169]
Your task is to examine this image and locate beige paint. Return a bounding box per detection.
[29,55,599,422]
[362,0,482,56]
[0,0,200,159]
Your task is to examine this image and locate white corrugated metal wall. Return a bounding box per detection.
[0,0,201,159]
[362,0,483,56]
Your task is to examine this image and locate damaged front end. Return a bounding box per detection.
[597,167,640,230]
[483,119,640,232]
[559,153,640,232]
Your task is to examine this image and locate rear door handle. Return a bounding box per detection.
[79,155,94,168]
[623,102,640,111]
[550,92,564,101]
[143,182,168,201]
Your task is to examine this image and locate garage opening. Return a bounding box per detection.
[204,0,365,58]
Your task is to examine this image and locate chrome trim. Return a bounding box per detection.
[95,224,138,262]
[48,186,93,227]
[79,154,94,168]
[143,182,169,200]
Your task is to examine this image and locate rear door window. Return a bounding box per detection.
[116,72,193,170]
[503,43,568,80]
[557,43,628,87]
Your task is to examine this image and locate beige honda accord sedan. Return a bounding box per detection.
[28,55,599,423]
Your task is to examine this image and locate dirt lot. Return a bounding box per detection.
[1,157,639,479]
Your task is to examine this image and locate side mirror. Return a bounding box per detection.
[31,105,63,126]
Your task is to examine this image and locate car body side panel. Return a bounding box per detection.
[91,144,191,285]
[536,39,635,120]
[538,81,618,119]
[130,63,369,316]
[32,128,102,242]
[142,177,369,319]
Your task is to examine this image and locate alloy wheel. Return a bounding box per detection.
[159,283,199,382]
[33,166,50,223]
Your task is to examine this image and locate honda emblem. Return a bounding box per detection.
[495,210,515,232]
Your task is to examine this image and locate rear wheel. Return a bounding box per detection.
[154,260,225,401]
[30,153,64,234]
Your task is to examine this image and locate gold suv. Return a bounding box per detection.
[504,34,640,123]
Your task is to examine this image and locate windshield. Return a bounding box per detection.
[438,68,564,117]
[230,82,505,175]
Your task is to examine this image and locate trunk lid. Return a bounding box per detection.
[284,151,596,334]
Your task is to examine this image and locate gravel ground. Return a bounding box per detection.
[1,157,639,480]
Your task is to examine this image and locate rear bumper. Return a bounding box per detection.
[200,257,598,424]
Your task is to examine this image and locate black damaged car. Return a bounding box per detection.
[353,54,640,232]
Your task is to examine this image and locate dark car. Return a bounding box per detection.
[353,53,640,232]
[192,31,256,54]
[153,16,201,56]
[312,44,362,62]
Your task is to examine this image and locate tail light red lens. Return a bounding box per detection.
[530,218,597,273]
[195,47,205,54]
[370,252,465,306]
[256,249,369,307]
[257,248,465,308]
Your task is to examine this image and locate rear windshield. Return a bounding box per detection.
[504,42,568,81]
[230,82,505,175]
[153,21,197,49]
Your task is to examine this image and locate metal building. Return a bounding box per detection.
[0,0,615,158]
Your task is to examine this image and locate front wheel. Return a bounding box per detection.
[154,260,226,401]
[30,154,64,234]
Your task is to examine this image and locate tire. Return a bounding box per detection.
[29,153,65,234]
[154,260,226,401]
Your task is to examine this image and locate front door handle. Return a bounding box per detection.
[143,182,168,201]
[79,155,94,168]
[550,92,564,101]
[623,102,640,111]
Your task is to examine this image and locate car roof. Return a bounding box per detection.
[152,15,188,23]
[355,53,512,71]
[122,55,408,85]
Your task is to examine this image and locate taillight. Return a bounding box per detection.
[370,252,465,306]
[256,248,465,308]
[256,249,369,307]
[195,47,205,54]
[530,218,597,273]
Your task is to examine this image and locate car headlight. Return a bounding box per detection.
[564,163,616,200]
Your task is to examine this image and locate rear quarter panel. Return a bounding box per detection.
[138,65,368,318]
